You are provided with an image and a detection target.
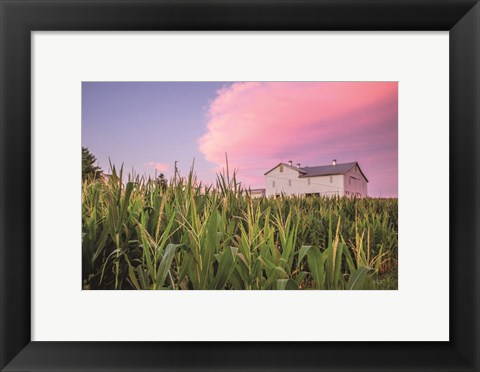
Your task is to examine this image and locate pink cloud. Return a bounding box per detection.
[146,161,169,172]
[199,82,398,197]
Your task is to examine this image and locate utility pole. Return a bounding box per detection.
[174,160,178,183]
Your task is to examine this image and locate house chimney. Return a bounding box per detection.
[296,163,301,168]
[332,159,337,166]
[288,160,293,166]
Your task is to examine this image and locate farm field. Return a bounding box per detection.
[82,167,398,290]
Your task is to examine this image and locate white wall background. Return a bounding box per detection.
[344,167,368,197]
[32,31,449,341]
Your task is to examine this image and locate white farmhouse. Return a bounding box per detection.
[264,160,368,198]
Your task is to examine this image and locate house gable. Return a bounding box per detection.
[355,162,368,182]
[349,162,369,183]
[264,162,306,176]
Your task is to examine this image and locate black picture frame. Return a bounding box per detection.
[1,0,479,371]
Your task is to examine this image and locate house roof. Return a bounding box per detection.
[265,161,368,182]
[299,162,368,182]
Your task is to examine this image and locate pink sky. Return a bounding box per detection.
[146,161,169,172]
[199,82,398,197]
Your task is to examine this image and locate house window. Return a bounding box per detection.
[330,176,333,183]
[272,181,275,188]
[308,178,311,185]
[279,165,284,173]
[288,180,292,187]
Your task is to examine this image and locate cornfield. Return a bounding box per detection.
[82,166,398,290]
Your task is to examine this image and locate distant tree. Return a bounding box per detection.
[82,147,103,181]
[154,173,168,190]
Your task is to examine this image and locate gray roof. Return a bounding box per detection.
[299,162,368,182]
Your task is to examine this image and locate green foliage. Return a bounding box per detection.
[154,173,168,191]
[82,147,103,181]
[82,166,398,290]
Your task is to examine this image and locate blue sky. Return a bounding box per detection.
[82,82,225,183]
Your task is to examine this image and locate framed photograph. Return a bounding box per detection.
[80,80,398,292]
[1,0,479,371]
